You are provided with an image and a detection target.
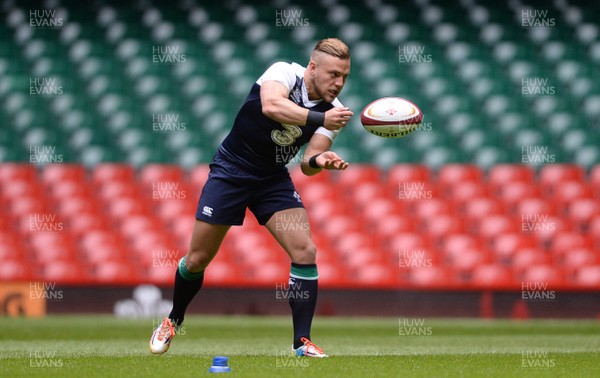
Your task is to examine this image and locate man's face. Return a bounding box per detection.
[308,53,350,103]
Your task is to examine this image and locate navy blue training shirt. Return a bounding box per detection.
[218,62,343,175]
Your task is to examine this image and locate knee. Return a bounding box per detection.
[292,242,317,264]
[185,249,212,272]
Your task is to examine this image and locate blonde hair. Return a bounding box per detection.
[311,38,350,60]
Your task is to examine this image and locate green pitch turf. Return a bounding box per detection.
[1,315,600,377]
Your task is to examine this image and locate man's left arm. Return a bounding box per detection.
[301,133,349,176]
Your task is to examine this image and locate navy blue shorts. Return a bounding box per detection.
[195,155,304,226]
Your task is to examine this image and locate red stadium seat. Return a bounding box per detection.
[97,181,140,201]
[202,260,240,286]
[511,248,552,274]
[590,215,600,244]
[515,197,554,218]
[488,164,535,195]
[335,231,376,254]
[0,259,31,280]
[92,261,139,284]
[407,266,452,288]
[336,164,381,187]
[437,164,483,190]
[42,261,87,283]
[463,197,503,232]
[11,197,51,220]
[321,214,361,243]
[413,198,450,220]
[92,163,136,184]
[422,214,463,242]
[29,232,78,264]
[42,164,87,184]
[340,246,386,271]
[144,265,178,286]
[490,233,536,264]
[140,164,185,186]
[539,164,585,197]
[552,180,593,214]
[496,181,540,211]
[387,164,431,185]
[371,214,414,239]
[470,264,513,288]
[389,232,430,252]
[550,231,592,253]
[474,215,515,243]
[317,261,348,288]
[306,199,346,226]
[1,180,44,199]
[573,266,600,288]
[106,197,148,219]
[156,199,190,222]
[447,181,488,210]
[189,164,211,190]
[560,248,597,274]
[347,181,389,208]
[354,263,397,287]
[47,179,93,201]
[0,163,38,183]
[519,265,564,287]
[441,233,478,254]
[445,246,490,275]
[567,198,600,232]
[299,182,338,205]
[289,166,332,190]
[590,165,600,196]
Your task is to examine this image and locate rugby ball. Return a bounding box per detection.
[360,97,423,138]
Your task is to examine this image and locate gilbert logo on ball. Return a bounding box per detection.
[360,97,423,138]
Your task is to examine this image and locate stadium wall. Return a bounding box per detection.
[22,286,600,319]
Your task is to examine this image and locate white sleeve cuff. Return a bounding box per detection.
[314,126,340,141]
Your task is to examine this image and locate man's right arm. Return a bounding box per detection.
[260,81,352,130]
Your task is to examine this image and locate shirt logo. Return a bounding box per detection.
[293,191,302,203]
[202,206,213,217]
[289,86,302,105]
[271,124,302,146]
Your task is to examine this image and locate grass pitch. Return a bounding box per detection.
[1,315,600,377]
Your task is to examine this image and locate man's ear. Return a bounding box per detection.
[308,59,317,75]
